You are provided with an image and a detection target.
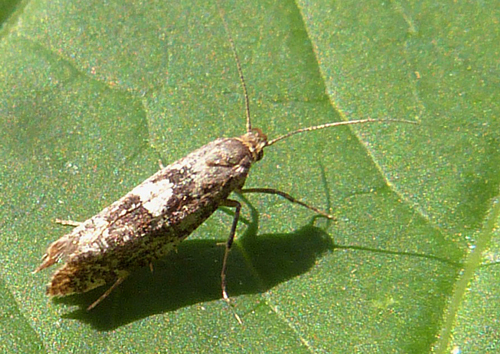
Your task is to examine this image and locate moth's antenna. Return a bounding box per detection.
[216,0,252,133]
[266,118,418,147]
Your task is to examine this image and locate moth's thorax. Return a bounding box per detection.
[235,128,268,162]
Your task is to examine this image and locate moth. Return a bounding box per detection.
[34,4,415,314]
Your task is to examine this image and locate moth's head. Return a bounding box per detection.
[238,128,268,162]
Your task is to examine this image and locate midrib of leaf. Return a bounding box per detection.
[433,195,500,353]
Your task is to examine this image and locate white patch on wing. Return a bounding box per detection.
[133,178,174,217]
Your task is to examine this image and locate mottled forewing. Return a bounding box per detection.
[40,137,254,295]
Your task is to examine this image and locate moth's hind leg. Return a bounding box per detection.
[241,188,336,221]
[87,275,128,311]
[55,219,82,227]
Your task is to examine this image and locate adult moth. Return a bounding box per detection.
[34,3,415,314]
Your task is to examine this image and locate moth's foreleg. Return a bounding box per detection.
[241,188,336,221]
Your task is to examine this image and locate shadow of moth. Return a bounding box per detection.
[34,1,416,315]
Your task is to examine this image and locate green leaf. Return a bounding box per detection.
[1,0,498,352]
